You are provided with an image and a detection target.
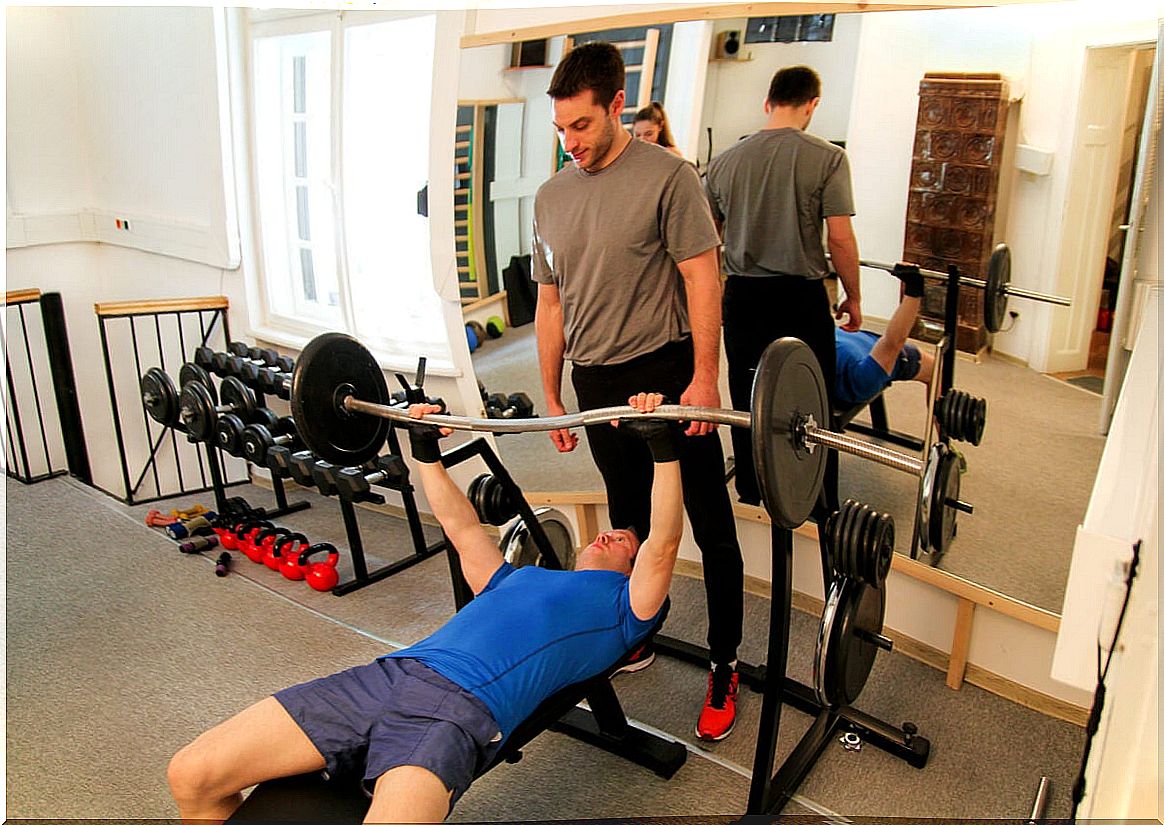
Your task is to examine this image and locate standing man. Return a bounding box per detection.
[532,42,745,742]
[705,64,863,508]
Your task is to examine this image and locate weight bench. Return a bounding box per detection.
[229,604,684,822]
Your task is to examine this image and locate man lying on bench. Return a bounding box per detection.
[167,392,684,824]
[835,262,935,409]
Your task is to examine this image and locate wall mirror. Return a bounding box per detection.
[456,3,1159,616]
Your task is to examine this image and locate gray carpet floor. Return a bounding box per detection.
[471,323,1104,613]
[6,475,1085,820]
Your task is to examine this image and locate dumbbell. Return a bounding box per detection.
[233,350,294,387]
[311,461,342,497]
[241,418,299,465]
[467,473,519,525]
[287,450,321,489]
[216,407,281,458]
[331,455,409,501]
[178,377,259,444]
[179,362,217,404]
[257,365,294,400]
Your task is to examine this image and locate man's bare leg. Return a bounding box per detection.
[168,696,326,822]
[364,765,453,824]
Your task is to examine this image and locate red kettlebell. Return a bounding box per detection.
[217,516,246,551]
[280,535,312,581]
[258,527,293,571]
[299,543,340,592]
[272,532,308,575]
[240,520,273,564]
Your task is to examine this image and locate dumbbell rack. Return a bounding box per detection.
[322,427,449,597]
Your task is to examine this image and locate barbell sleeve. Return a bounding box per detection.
[855,257,1071,307]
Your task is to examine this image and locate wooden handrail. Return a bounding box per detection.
[5,289,42,306]
[94,296,229,317]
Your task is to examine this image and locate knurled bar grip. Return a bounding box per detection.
[803,426,925,476]
[857,258,1071,306]
[344,398,925,477]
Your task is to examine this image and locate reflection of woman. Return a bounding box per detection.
[632,101,682,156]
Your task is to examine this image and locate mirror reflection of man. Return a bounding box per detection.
[530,42,746,741]
[705,64,862,509]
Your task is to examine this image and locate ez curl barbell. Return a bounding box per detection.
[289,333,972,556]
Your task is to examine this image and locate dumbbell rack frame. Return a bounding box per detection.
[329,427,449,597]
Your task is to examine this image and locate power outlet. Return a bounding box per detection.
[114,217,132,231]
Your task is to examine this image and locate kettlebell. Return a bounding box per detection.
[238,520,273,564]
[280,540,310,581]
[257,527,293,570]
[272,532,309,575]
[298,543,340,592]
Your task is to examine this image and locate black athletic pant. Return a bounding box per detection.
[571,338,743,665]
[723,276,839,513]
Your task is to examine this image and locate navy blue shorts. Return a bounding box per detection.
[274,657,502,808]
[890,343,922,383]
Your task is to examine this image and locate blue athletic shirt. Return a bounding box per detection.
[834,329,892,407]
[382,563,657,743]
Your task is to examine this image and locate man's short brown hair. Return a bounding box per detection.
[547,42,625,109]
[767,65,822,108]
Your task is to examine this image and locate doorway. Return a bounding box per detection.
[1047,42,1157,392]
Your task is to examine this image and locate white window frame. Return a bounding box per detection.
[235,9,462,374]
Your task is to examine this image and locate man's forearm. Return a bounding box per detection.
[828,232,861,305]
[535,305,567,408]
[648,460,685,550]
[680,249,723,384]
[416,461,481,544]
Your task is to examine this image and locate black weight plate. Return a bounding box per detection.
[179,362,217,404]
[252,407,279,431]
[849,503,874,585]
[179,380,217,442]
[290,333,391,467]
[929,451,961,558]
[503,507,576,570]
[837,499,859,579]
[970,397,986,446]
[915,443,945,556]
[952,391,968,442]
[220,376,256,421]
[833,500,854,578]
[216,414,246,456]
[816,579,886,708]
[141,367,178,426]
[984,243,1011,334]
[241,425,272,464]
[751,338,829,529]
[874,513,895,586]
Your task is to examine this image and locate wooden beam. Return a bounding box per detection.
[947,597,976,689]
[95,296,229,317]
[5,289,42,306]
[459,2,1021,48]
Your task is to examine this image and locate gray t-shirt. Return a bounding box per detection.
[704,127,854,280]
[532,139,720,367]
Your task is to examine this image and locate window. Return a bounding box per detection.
[745,15,835,44]
[248,12,451,368]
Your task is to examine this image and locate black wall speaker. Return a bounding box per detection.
[715,30,741,60]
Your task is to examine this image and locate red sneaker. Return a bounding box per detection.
[616,641,656,675]
[696,663,739,741]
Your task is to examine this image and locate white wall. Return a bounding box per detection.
[845,1,1160,364]
[698,13,863,166]
[5,7,249,497]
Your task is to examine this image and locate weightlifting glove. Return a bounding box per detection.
[893,263,925,299]
[620,418,681,463]
[408,424,444,464]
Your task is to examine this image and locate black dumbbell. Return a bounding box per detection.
[265,444,294,478]
[179,377,258,443]
[216,406,280,458]
[287,450,320,488]
[311,461,341,497]
[334,455,408,500]
[506,392,535,418]
[241,418,298,465]
[256,365,294,400]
